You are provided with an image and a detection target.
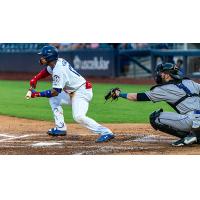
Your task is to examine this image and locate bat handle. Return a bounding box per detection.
[26,87,33,100]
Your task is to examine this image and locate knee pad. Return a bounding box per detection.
[149,109,163,130]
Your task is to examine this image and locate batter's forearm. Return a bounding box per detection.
[30,68,50,88]
[31,88,60,98]
[34,68,50,80]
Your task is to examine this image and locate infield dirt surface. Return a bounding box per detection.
[0,115,200,155]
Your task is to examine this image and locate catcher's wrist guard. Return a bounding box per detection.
[119,93,128,99]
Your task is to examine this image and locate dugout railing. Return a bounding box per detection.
[117,49,152,77]
[117,49,200,78]
[151,50,200,78]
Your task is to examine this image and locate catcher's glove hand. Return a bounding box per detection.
[104,87,121,102]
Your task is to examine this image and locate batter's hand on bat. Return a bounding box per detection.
[30,90,41,98]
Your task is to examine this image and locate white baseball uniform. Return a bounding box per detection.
[46,58,113,135]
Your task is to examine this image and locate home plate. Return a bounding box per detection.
[31,142,62,147]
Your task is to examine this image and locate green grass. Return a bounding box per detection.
[0,80,173,123]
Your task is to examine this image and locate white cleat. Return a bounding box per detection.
[172,136,197,147]
[184,136,197,145]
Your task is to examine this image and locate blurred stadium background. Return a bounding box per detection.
[0,43,200,81]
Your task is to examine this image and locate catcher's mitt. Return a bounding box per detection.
[104,87,121,102]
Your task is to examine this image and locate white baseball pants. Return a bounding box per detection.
[49,84,113,135]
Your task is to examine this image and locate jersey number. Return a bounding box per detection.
[62,59,80,77]
[69,65,80,76]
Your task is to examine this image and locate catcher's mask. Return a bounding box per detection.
[154,63,182,84]
[38,45,58,66]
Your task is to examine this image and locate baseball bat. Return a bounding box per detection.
[25,86,33,100]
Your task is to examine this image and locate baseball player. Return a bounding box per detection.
[28,45,114,143]
[106,63,200,146]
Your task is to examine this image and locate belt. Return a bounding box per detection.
[76,81,92,90]
[64,81,92,94]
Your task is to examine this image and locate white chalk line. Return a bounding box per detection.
[31,142,64,147]
[0,145,27,148]
[0,132,67,150]
[0,133,66,148]
[0,133,44,143]
[133,135,172,143]
[0,133,17,138]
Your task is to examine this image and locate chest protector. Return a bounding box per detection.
[150,78,200,113]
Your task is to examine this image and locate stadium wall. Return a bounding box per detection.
[1,49,200,78]
[0,49,117,77]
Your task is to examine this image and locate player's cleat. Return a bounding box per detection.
[47,128,67,136]
[96,133,115,143]
[172,136,197,147]
[171,138,185,147]
[184,135,197,145]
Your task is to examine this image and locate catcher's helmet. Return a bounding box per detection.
[154,63,182,84]
[38,45,58,63]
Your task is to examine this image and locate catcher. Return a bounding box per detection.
[105,63,200,146]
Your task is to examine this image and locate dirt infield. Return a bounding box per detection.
[1,115,200,155]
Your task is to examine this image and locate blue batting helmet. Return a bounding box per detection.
[38,45,58,63]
